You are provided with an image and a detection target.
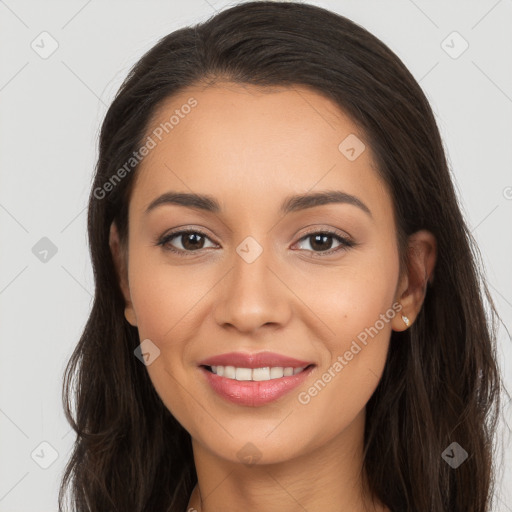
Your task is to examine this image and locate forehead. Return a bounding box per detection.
[131,82,391,220]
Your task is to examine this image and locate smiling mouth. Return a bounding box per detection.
[202,364,315,382]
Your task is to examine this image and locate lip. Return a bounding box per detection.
[198,351,313,369]
[199,365,315,407]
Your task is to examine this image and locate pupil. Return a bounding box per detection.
[183,233,203,250]
[311,234,332,251]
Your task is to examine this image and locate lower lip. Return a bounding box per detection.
[199,365,315,407]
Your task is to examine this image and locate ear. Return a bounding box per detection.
[392,230,437,332]
[109,222,137,327]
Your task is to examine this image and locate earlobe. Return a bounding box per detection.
[124,308,138,327]
[109,222,138,327]
[391,303,411,332]
[392,230,437,331]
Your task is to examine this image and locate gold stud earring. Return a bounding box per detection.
[401,314,410,327]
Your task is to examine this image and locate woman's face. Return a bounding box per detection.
[116,82,407,465]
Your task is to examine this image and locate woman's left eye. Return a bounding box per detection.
[156,229,354,257]
[294,231,354,255]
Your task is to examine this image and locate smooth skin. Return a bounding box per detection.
[110,82,436,512]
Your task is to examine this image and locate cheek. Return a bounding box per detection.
[293,250,399,440]
[126,256,205,428]
[126,251,215,412]
[302,242,400,353]
[127,249,210,343]
[327,267,397,349]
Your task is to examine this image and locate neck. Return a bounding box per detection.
[186,409,388,512]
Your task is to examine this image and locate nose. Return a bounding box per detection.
[213,242,292,335]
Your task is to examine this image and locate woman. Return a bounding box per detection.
[59,2,501,511]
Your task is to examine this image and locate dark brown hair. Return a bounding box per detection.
[59,2,501,511]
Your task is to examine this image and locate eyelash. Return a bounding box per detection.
[156,227,356,258]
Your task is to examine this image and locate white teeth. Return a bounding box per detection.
[209,365,306,381]
[270,367,284,379]
[235,367,252,381]
[252,367,270,381]
[224,365,236,379]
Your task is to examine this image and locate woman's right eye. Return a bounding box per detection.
[157,230,217,256]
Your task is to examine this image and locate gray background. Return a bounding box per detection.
[0,0,511,510]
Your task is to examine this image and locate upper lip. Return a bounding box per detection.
[198,351,314,369]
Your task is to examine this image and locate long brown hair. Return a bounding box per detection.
[59,2,501,510]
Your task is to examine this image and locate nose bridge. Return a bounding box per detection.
[233,234,271,291]
[213,233,290,332]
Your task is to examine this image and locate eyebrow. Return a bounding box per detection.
[144,190,372,217]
